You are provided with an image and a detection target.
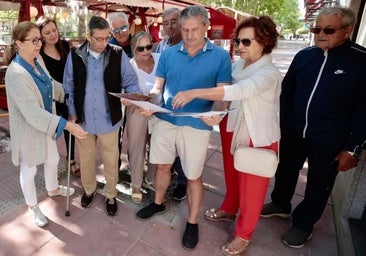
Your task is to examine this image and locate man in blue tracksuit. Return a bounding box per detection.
[261,6,366,248]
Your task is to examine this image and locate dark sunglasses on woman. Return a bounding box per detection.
[136,44,153,52]
[233,38,255,47]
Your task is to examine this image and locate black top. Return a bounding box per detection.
[40,39,70,83]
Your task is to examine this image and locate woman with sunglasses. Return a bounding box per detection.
[36,16,81,178]
[172,16,281,255]
[4,21,87,227]
[124,31,159,204]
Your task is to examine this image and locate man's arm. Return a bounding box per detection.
[149,77,165,105]
[120,50,141,93]
[62,52,77,122]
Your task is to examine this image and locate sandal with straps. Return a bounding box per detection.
[131,188,143,204]
[68,160,81,177]
[221,237,251,256]
[205,208,236,222]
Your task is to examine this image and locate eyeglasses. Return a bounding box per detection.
[233,38,255,47]
[91,35,111,43]
[310,25,349,35]
[136,44,153,52]
[23,37,43,45]
[112,25,128,35]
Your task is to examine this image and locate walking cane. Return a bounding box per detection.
[65,134,71,217]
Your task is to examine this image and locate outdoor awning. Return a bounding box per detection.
[0,0,238,39]
[304,0,338,22]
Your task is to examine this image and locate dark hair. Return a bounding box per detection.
[235,16,279,54]
[4,21,39,64]
[36,16,68,60]
[88,16,110,35]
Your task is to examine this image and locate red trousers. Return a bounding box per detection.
[219,116,278,240]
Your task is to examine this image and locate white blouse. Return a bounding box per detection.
[223,54,282,148]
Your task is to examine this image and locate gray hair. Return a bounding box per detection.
[107,12,129,23]
[131,31,152,52]
[317,6,356,26]
[162,7,180,19]
[179,5,209,26]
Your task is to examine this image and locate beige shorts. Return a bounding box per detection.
[149,117,211,180]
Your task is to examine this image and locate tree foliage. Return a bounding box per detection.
[197,0,303,33]
[0,10,18,23]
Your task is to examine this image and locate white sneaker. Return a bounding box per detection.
[48,185,75,197]
[29,205,48,227]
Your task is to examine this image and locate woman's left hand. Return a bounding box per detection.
[201,114,224,126]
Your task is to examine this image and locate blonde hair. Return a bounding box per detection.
[131,31,152,52]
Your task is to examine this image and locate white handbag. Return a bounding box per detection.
[234,146,278,178]
[232,105,279,178]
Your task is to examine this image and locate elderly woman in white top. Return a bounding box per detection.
[125,31,159,203]
[4,21,87,228]
[172,16,281,255]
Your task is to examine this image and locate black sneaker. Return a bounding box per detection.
[182,222,199,250]
[105,197,118,216]
[81,190,97,208]
[282,226,312,248]
[136,202,165,220]
[172,184,187,201]
[260,202,291,218]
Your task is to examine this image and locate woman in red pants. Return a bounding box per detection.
[172,16,281,255]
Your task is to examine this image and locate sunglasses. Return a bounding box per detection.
[112,25,128,35]
[23,37,43,45]
[310,25,349,35]
[233,38,255,47]
[136,44,153,52]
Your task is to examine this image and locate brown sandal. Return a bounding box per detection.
[205,208,236,222]
[131,188,142,204]
[68,160,81,177]
[221,237,251,256]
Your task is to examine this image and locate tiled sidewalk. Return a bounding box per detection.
[0,129,338,256]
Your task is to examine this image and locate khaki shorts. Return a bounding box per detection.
[149,117,211,180]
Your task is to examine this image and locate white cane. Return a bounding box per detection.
[65,134,71,217]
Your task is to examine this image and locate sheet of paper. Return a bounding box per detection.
[109,92,236,117]
[108,92,150,101]
[171,109,236,118]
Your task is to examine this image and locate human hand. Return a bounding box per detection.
[333,150,357,171]
[121,99,132,106]
[172,91,194,109]
[65,121,88,139]
[140,108,156,117]
[148,92,162,105]
[200,114,224,126]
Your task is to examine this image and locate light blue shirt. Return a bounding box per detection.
[63,44,140,134]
